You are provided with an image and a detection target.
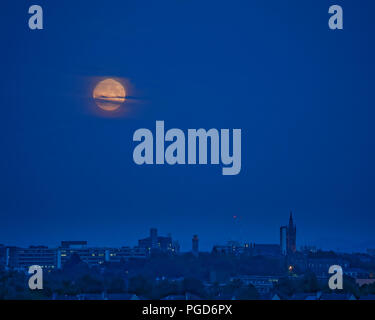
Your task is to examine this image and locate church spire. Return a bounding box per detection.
[287,211,296,254]
[289,211,293,224]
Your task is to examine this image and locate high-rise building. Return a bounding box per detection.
[192,235,199,256]
[280,212,297,255]
[150,228,158,249]
[138,228,178,254]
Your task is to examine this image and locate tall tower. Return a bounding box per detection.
[192,235,199,257]
[287,212,296,254]
[280,226,287,255]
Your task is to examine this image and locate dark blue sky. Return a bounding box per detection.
[1,0,374,252]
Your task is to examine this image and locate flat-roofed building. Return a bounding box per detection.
[106,246,147,263]
[3,241,148,269]
[61,241,87,249]
[58,242,147,268]
[7,246,57,270]
[230,275,279,294]
[59,246,106,268]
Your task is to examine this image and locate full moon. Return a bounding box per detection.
[93,79,126,111]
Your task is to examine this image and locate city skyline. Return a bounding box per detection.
[2,212,375,301]
[1,213,374,254]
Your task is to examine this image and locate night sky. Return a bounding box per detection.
[1,0,374,252]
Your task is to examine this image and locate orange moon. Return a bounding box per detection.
[93,79,126,111]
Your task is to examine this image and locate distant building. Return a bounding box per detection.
[58,241,147,268]
[307,258,350,277]
[212,244,231,255]
[280,212,296,255]
[192,235,199,256]
[344,268,370,279]
[58,244,106,268]
[106,246,147,263]
[300,245,318,254]
[0,244,6,266]
[212,241,247,256]
[138,228,178,254]
[252,244,281,257]
[212,241,280,257]
[150,228,158,248]
[7,246,57,270]
[230,275,279,294]
[173,240,180,253]
[60,241,87,249]
[3,241,147,270]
